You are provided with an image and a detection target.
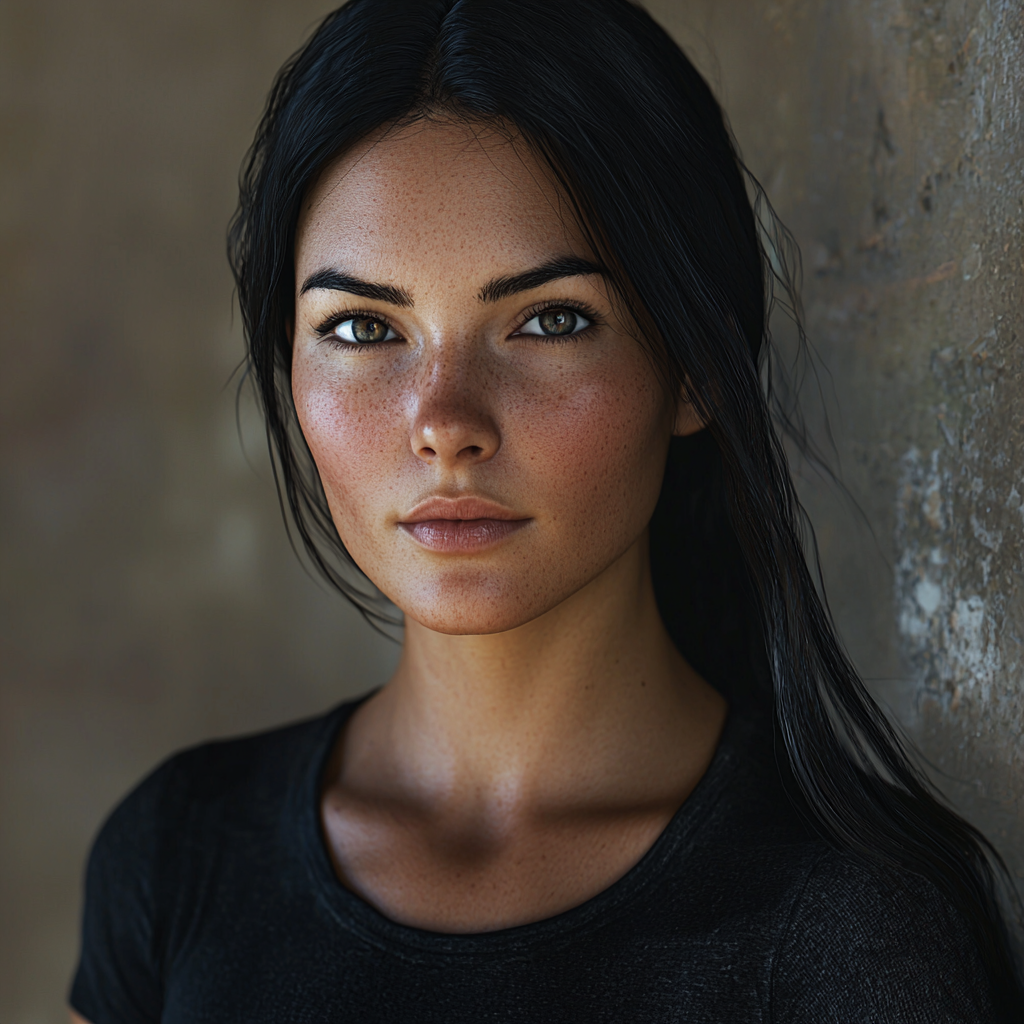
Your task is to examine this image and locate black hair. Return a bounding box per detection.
[228,0,1023,1011]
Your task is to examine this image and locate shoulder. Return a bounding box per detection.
[71,704,347,1024]
[770,847,995,1022]
[91,704,340,858]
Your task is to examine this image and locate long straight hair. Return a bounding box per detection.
[228,0,1023,1011]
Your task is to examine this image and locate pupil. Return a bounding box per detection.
[352,318,386,343]
[539,309,577,335]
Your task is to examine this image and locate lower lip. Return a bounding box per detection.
[399,518,530,553]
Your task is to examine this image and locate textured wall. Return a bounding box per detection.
[658,0,1024,880]
[1,0,1021,1020]
[659,0,1024,885]
[796,0,1024,881]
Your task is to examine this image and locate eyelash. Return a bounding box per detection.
[512,300,602,339]
[313,309,396,345]
[313,300,603,348]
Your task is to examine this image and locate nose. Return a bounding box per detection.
[409,349,501,469]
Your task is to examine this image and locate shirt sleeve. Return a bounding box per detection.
[769,850,997,1023]
[69,761,178,1024]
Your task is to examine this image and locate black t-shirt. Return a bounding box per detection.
[71,698,994,1023]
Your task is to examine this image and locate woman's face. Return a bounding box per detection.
[292,121,690,635]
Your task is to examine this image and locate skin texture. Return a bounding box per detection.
[68,124,727,1024]
[293,119,727,933]
[68,121,728,1024]
[69,121,726,1018]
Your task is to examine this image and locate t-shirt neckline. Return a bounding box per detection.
[293,693,746,958]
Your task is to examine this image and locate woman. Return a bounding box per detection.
[70,0,1022,1020]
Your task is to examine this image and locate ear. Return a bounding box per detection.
[672,383,708,437]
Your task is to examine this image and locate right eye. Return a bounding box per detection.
[333,317,398,344]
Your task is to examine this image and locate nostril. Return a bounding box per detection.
[420,447,437,458]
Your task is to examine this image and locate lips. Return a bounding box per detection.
[399,496,531,553]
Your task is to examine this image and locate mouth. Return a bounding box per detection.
[398,496,532,553]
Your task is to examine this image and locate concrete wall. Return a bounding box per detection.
[657,0,1024,882]
[1,0,1020,1018]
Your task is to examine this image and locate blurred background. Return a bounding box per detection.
[1,0,1021,1018]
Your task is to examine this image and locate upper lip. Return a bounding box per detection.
[400,496,529,523]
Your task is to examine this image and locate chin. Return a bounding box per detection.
[398,571,563,636]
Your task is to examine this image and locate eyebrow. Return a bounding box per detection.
[299,269,413,307]
[477,256,606,303]
[298,255,606,308]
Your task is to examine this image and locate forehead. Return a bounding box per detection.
[295,120,585,278]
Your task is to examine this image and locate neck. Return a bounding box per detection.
[345,533,726,810]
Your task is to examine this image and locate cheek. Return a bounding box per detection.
[512,357,669,538]
[291,353,406,543]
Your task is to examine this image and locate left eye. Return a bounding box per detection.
[333,317,398,344]
[517,308,591,337]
